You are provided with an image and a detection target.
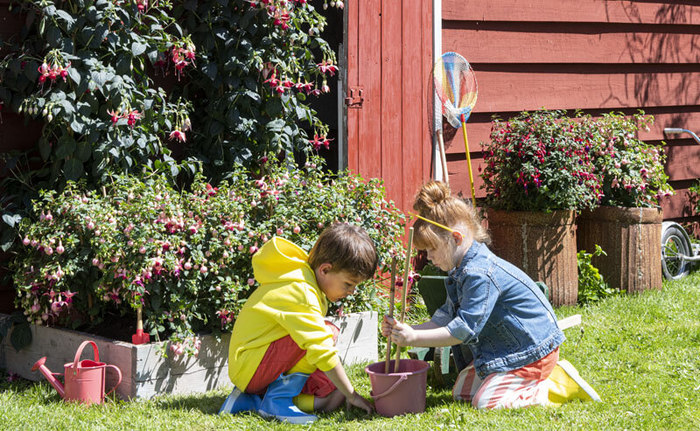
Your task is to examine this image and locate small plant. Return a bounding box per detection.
[586,111,673,208]
[481,110,602,212]
[11,156,406,357]
[577,245,617,305]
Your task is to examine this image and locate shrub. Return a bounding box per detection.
[577,245,617,305]
[586,112,673,208]
[0,0,342,249]
[480,110,602,212]
[12,156,406,356]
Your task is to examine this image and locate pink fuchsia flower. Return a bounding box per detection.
[132,0,148,12]
[184,261,192,270]
[276,227,284,235]
[317,60,338,76]
[200,265,208,274]
[169,129,186,143]
[126,110,142,127]
[56,242,65,254]
[293,226,301,234]
[205,183,218,196]
[309,134,333,151]
[248,278,255,286]
[23,237,30,246]
[249,245,259,254]
[107,109,121,125]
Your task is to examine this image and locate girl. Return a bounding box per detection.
[382,181,599,409]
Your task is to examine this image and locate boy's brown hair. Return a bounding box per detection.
[308,223,378,280]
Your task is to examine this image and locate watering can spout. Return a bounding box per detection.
[32,356,65,398]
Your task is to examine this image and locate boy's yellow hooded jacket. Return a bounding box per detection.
[227,237,339,390]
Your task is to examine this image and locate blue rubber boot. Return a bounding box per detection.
[218,385,261,415]
[258,373,317,424]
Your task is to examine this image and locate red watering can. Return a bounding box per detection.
[32,340,122,405]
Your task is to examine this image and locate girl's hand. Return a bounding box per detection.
[389,321,416,346]
[381,315,396,337]
[346,391,373,413]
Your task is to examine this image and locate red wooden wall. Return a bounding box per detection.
[438,0,700,224]
[345,0,434,212]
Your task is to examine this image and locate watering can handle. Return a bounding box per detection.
[370,374,408,400]
[104,364,123,398]
[73,340,100,368]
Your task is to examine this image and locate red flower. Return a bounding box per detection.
[107,109,121,125]
[126,110,142,127]
[169,129,186,142]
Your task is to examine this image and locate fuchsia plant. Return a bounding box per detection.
[584,111,673,208]
[481,110,603,212]
[13,156,406,357]
[0,0,343,254]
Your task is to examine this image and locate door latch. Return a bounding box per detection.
[344,86,364,109]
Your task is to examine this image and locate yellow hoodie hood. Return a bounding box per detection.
[252,237,317,285]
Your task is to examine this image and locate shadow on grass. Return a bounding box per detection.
[151,390,226,415]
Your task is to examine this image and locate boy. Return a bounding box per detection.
[219,223,376,424]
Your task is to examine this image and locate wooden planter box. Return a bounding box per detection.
[0,311,377,400]
[577,206,663,293]
[487,209,579,306]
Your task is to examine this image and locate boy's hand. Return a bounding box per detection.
[346,391,373,414]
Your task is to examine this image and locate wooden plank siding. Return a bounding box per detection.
[440,0,700,223]
[346,0,433,211]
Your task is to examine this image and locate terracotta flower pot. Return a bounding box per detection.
[577,206,662,293]
[487,209,578,306]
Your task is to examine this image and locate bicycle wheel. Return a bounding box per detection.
[661,224,691,280]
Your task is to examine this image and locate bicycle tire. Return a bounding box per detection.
[661,224,691,280]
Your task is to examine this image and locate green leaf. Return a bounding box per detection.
[2,213,21,227]
[131,41,147,56]
[10,323,32,352]
[202,63,218,81]
[76,141,92,162]
[70,118,84,133]
[68,67,81,85]
[1,228,15,252]
[64,158,84,180]
[38,139,52,161]
[55,137,76,159]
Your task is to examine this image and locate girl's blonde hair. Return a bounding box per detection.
[412,181,490,250]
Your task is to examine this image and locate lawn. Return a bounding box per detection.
[1,272,699,430]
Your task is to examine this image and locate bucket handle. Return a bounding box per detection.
[104,364,123,398]
[371,374,408,400]
[72,340,100,370]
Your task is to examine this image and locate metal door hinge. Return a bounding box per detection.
[345,86,364,109]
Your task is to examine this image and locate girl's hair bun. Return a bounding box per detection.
[413,181,451,213]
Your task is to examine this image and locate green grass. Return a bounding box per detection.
[2,272,700,430]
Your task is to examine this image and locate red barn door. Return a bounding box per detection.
[345,0,434,211]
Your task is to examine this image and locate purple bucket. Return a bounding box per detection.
[365,359,430,417]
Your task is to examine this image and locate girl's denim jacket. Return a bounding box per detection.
[431,241,565,378]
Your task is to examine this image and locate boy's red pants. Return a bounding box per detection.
[244,321,339,398]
